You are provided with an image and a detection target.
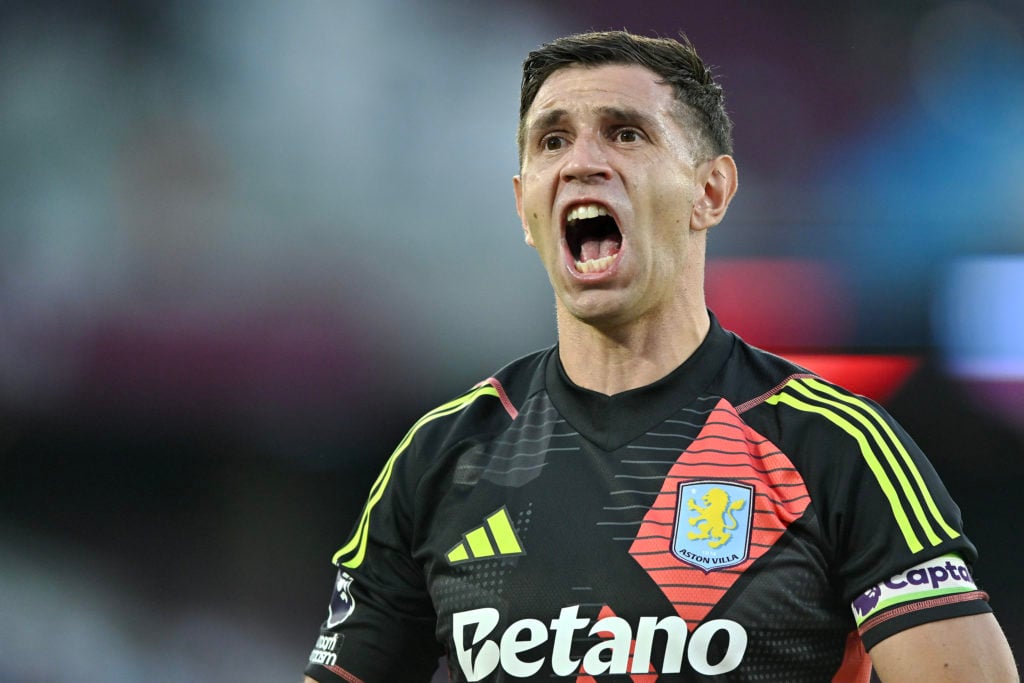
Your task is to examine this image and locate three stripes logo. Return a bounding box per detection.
[765,376,960,553]
[447,507,525,565]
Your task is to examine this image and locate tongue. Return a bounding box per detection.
[579,236,620,262]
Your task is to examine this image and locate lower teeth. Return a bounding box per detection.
[575,254,616,273]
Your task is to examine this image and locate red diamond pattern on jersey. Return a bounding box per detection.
[628,398,811,628]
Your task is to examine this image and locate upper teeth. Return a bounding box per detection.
[566,204,608,223]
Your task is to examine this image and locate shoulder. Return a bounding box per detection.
[394,346,551,471]
[331,347,553,570]
[718,336,899,460]
[718,334,973,573]
[715,333,935,525]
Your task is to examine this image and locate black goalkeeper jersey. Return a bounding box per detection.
[305,315,990,682]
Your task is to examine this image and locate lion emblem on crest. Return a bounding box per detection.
[687,487,746,549]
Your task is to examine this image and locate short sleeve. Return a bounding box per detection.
[802,385,992,648]
[303,437,442,682]
[849,552,991,650]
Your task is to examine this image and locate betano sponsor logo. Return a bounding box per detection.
[852,553,978,624]
[453,605,747,680]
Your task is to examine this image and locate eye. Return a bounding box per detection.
[543,134,565,151]
[615,128,642,143]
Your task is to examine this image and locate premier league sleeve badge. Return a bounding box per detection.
[327,570,356,627]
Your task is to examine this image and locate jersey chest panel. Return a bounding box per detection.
[420,393,853,680]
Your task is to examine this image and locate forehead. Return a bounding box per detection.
[527,63,677,124]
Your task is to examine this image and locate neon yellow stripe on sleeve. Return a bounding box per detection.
[787,379,941,547]
[765,390,924,553]
[802,378,960,543]
[332,384,500,569]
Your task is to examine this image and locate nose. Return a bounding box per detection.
[560,133,612,184]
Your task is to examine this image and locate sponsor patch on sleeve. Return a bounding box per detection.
[850,553,978,626]
[308,632,345,668]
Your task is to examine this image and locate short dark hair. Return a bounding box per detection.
[518,30,733,164]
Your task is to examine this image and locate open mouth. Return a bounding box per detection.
[565,204,622,274]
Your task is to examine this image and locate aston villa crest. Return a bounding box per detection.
[327,570,356,627]
[673,480,754,572]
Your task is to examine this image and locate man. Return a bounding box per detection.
[304,31,1017,681]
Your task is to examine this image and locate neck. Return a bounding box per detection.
[556,306,711,396]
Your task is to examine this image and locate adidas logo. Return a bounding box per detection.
[447,507,525,564]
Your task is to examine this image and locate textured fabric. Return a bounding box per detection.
[304,314,989,682]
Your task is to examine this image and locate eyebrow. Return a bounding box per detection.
[595,105,658,130]
[525,105,660,138]
[526,108,570,136]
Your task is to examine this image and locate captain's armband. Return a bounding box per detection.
[851,553,986,637]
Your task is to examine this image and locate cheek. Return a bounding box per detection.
[537,230,560,258]
[520,183,550,223]
[524,217,553,253]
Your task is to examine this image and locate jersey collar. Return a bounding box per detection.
[545,311,735,451]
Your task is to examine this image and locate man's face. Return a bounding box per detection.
[514,63,712,330]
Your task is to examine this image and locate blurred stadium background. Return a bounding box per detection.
[1,0,1022,679]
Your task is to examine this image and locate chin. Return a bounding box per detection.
[561,296,634,330]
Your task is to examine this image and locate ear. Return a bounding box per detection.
[690,155,738,232]
[513,175,536,247]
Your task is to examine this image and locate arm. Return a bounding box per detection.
[303,402,452,681]
[870,613,1018,682]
